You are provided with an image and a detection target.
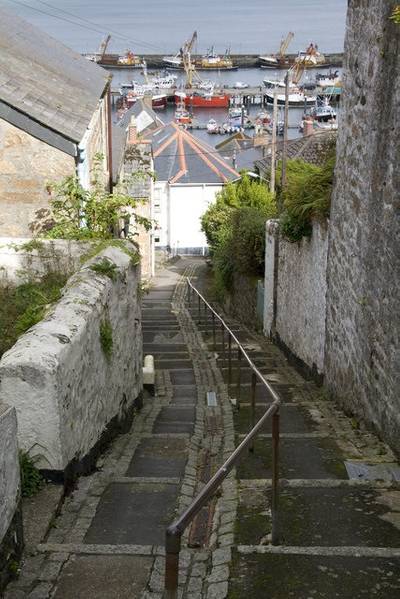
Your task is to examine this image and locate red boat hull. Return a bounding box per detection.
[152,95,167,109]
[174,93,230,108]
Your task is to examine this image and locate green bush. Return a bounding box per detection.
[90,258,119,281]
[100,318,113,360]
[19,451,43,497]
[277,151,336,242]
[0,273,67,358]
[202,176,277,298]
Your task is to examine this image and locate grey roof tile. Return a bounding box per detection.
[0,8,109,143]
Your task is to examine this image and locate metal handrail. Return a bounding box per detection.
[164,278,281,599]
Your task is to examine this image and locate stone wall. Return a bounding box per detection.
[0,238,94,285]
[264,220,328,378]
[0,243,143,474]
[225,272,262,329]
[325,1,400,454]
[0,403,23,591]
[0,120,75,237]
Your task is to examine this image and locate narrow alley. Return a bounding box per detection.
[5,257,400,599]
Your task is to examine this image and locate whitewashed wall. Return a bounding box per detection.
[0,244,142,471]
[0,238,94,284]
[264,220,329,376]
[154,183,222,253]
[0,403,20,544]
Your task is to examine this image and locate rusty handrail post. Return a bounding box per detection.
[271,409,280,545]
[221,323,226,369]
[212,312,216,351]
[228,334,232,390]
[197,294,201,323]
[249,372,257,452]
[187,280,191,305]
[164,527,182,599]
[237,348,242,410]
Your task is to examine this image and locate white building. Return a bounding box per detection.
[151,123,239,255]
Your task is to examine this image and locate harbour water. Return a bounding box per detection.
[3,0,347,54]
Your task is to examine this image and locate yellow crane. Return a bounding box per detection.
[279,31,294,59]
[97,34,111,61]
[180,31,202,88]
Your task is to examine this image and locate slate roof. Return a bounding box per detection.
[216,132,264,172]
[255,130,337,174]
[112,100,164,182]
[151,122,240,184]
[0,8,109,143]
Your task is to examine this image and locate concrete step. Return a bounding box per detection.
[126,437,187,479]
[154,358,193,369]
[235,486,400,547]
[228,551,400,599]
[234,404,317,435]
[84,481,179,546]
[236,436,348,480]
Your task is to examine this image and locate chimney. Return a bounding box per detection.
[128,115,137,144]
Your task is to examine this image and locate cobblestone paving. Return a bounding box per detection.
[5,257,400,599]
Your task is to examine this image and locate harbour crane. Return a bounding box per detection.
[279,31,294,59]
[180,31,202,88]
[97,34,111,61]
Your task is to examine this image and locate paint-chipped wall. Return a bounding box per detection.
[264,220,328,377]
[0,119,75,237]
[0,243,143,473]
[325,0,400,454]
[0,403,22,592]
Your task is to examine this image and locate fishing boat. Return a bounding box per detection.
[265,89,317,107]
[162,53,183,69]
[206,118,219,133]
[260,34,331,70]
[299,99,337,131]
[174,101,192,124]
[316,70,341,88]
[152,94,168,109]
[195,47,238,71]
[263,78,297,89]
[174,90,230,108]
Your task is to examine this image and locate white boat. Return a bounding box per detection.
[206,118,219,133]
[263,78,297,90]
[163,54,182,69]
[316,70,341,88]
[309,103,337,122]
[233,81,249,89]
[265,89,317,107]
[259,54,279,68]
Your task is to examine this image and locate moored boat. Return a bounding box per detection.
[195,47,238,70]
[152,94,167,109]
[174,90,230,108]
[265,89,317,107]
[206,118,219,133]
[174,103,192,124]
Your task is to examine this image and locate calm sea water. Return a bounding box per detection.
[1,0,347,54]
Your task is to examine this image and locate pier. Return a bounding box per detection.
[99,52,344,70]
[111,85,342,109]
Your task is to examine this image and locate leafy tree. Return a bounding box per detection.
[33,154,152,240]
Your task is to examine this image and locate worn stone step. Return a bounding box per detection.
[235,486,400,547]
[234,404,317,435]
[228,551,400,599]
[156,406,195,423]
[154,358,193,369]
[84,482,178,546]
[152,420,194,434]
[126,437,187,479]
[143,331,185,344]
[170,369,196,386]
[237,437,347,480]
[53,555,153,599]
[142,343,188,353]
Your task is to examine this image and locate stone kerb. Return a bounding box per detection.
[0,243,143,475]
[0,238,94,285]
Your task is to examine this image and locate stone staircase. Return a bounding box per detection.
[5,257,400,599]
